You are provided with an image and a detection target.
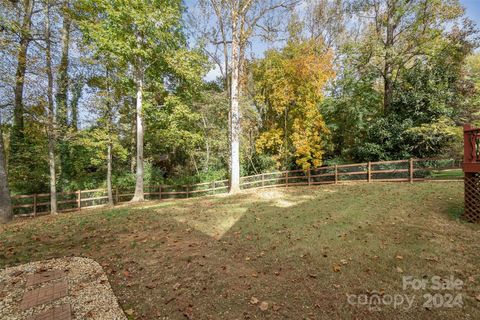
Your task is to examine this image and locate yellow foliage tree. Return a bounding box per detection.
[253,39,334,170]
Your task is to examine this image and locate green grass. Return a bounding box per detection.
[1,182,479,319]
[430,169,464,179]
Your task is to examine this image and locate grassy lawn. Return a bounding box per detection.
[430,169,464,180]
[1,182,479,319]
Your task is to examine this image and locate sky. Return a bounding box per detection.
[461,0,480,26]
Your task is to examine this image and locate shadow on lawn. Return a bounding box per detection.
[1,183,479,320]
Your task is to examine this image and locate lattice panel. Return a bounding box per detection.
[464,173,480,223]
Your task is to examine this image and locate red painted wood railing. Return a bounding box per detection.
[463,124,480,173]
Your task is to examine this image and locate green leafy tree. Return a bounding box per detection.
[77,0,202,201]
[352,0,465,113]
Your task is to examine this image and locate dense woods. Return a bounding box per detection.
[1,0,479,222]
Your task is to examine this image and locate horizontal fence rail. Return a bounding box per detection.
[11,158,463,217]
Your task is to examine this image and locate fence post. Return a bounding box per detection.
[159,185,162,200]
[409,158,414,183]
[367,162,371,183]
[285,171,289,188]
[186,185,190,198]
[262,173,265,187]
[33,194,37,217]
[334,165,338,184]
[307,168,311,186]
[115,187,119,204]
[77,190,81,210]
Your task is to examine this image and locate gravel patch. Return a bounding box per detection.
[0,257,127,320]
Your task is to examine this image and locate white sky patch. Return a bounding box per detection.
[204,64,222,82]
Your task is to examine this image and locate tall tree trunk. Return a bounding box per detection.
[106,68,113,206]
[131,67,144,202]
[56,0,71,128]
[383,67,393,113]
[130,113,136,173]
[229,23,241,193]
[70,80,83,131]
[201,115,210,172]
[0,123,12,224]
[45,0,57,214]
[107,142,113,206]
[383,0,395,113]
[11,0,34,154]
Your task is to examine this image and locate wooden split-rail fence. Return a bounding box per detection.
[12,158,463,218]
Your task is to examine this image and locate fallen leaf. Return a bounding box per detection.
[173,282,181,290]
[10,270,23,277]
[259,301,269,311]
[250,297,259,305]
[164,297,175,305]
[125,308,134,316]
[272,304,281,311]
[395,255,403,260]
[340,259,348,265]
[183,306,193,319]
[396,267,404,273]
[145,283,156,289]
[333,265,341,272]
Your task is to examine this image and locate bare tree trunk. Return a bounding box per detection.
[107,142,113,206]
[383,0,395,113]
[201,114,210,172]
[70,80,83,131]
[45,0,57,214]
[130,114,136,173]
[106,68,113,206]
[56,0,71,128]
[229,22,241,193]
[131,66,144,202]
[11,0,34,153]
[0,123,12,224]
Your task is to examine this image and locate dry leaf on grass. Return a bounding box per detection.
[259,301,269,311]
[250,297,259,305]
[396,266,404,273]
[183,306,193,319]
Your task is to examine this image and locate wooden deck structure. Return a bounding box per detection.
[463,124,480,222]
